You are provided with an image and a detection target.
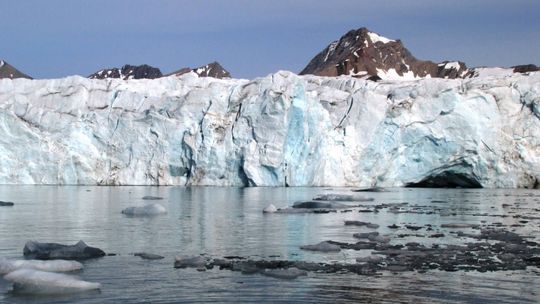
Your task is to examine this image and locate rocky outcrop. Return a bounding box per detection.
[512,64,540,73]
[0,71,539,187]
[0,60,32,79]
[167,61,231,79]
[89,62,231,80]
[88,64,163,80]
[300,28,469,80]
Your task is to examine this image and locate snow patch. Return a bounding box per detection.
[324,42,338,62]
[376,68,419,81]
[440,62,461,70]
[471,67,514,78]
[368,32,395,44]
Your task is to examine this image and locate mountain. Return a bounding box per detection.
[88,64,163,80]
[0,60,32,79]
[300,28,469,80]
[0,71,538,187]
[167,62,231,79]
[89,62,231,80]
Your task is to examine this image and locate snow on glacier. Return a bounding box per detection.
[0,71,538,187]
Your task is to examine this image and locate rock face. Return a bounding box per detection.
[0,71,539,187]
[88,64,163,80]
[300,28,469,80]
[167,61,231,79]
[0,60,32,79]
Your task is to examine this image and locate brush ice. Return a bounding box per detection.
[0,71,538,188]
[0,258,83,274]
[3,269,100,294]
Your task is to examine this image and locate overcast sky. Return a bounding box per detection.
[1,0,539,79]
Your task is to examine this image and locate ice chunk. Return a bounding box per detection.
[134,253,164,260]
[23,240,106,260]
[262,204,277,213]
[0,200,14,206]
[4,269,100,294]
[262,268,307,280]
[174,256,207,268]
[300,241,341,252]
[121,203,167,216]
[0,258,83,275]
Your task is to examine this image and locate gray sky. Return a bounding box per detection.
[1,0,539,79]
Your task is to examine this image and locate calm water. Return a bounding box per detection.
[0,186,538,303]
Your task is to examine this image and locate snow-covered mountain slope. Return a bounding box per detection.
[0,71,539,187]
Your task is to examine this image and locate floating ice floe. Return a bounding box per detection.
[3,269,101,294]
[0,258,83,275]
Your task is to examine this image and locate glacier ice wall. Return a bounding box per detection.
[0,71,539,187]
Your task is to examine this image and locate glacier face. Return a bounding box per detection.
[0,71,539,187]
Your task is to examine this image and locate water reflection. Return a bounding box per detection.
[0,186,538,303]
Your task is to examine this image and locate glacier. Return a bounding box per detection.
[0,71,538,187]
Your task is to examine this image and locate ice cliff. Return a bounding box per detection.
[0,71,539,187]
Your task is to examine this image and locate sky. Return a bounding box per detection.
[1,0,539,79]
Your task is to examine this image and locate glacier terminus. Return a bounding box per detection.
[0,71,538,187]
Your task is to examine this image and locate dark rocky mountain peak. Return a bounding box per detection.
[512,64,540,74]
[300,27,469,80]
[88,64,162,80]
[167,61,231,79]
[0,60,33,79]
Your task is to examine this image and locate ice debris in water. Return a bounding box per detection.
[121,203,167,216]
[3,269,101,294]
[142,196,163,200]
[0,258,83,275]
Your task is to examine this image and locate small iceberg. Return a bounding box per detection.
[121,203,167,216]
[0,258,83,275]
[4,269,101,294]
